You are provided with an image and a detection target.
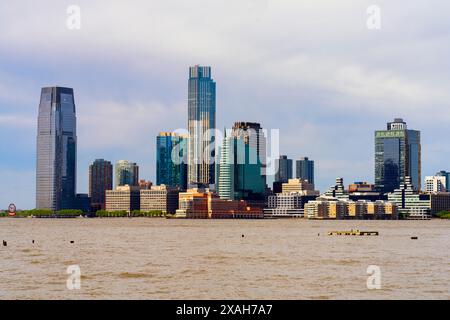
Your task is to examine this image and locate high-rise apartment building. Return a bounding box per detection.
[36,86,77,211]
[89,159,113,210]
[375,118,421,193]
[425,175,447,193]
[187,65,216,188]
[115,160,139,187]
[156,132,188,190]
[274,155,293,185]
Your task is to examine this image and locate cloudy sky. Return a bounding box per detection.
[1,0,449,209]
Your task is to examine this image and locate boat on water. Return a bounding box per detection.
[328,229,379,236]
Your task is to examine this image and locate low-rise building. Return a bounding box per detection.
[304,197,398,220]
[176,188,263,219]
[105,185,140,213]
[281,179,319,196]
[140,185,179,214]
[429,192,450,215]
[264,192,317,217]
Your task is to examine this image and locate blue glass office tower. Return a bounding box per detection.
[156,132,188,190]
[36,86,77,210]
[375,118,421,193]
[217,123,265,202]
[188,65,216,188]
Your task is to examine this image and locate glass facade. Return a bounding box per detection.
[156,132,188,190]
[89,159,113,210]
[217,124,265,201]
[36,87,77,211]
[187,65,216,187]
[115,160,139,187]
[375,119,421,193]
[275,155,293,183]
[296,157,314,186]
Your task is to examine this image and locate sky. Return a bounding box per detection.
[1,0,449,209]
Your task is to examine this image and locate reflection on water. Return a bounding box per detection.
[0,218,449,300]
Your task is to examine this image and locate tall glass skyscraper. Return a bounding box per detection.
[275,155,293,183]
[188,65,216,188]
[217,123,266,202]
[375,118,421,193]
[296,157,314,186]
[89,159,113,210]
[36,86,77,211]
[156,132,188,190]
[115,160,139,187]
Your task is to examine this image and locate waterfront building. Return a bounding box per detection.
[264,192,318,217]
[105,185,140,213]
[387,176,430,218]
[295,157,314,186]
[304,199,331,219]
[140,185,179,214]
[36,86,77,211]
[425,175,447,193]
[115,160,139,187]
[187,65,216,188]
[375,118,421,193]
[156,132,188,190]
[176,188,263,219]
[217,123,266,206]
[304,197,397,220]
[89,159,113,211]
[429,192,450,215]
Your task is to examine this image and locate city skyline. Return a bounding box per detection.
[1,1,450,209]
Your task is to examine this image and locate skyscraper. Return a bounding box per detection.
[187,65,216,188]
[89,159,113,210]
[296,157,314,186]
[156,132,188,190]
[217,124,265,202]
[115,160,139,187]
[36,86,77,211]
[275,155,293,183]
[375,118,421,193]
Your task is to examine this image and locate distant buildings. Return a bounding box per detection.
[157,132,188,190]
[216,122,266,206]
[296,157,314,186]
[188,65,216,188]
[140,185,179,214]
[36,86,77,211]
[105,185,140,213]
[265,192,318,217]
[176,188,263,219]
[387,177,430,219]
[273,155,293,193]
[435,170,450,191]
[375,118,421,193]
[281,178,318,195]
[115,160,139,187]
[304,198,398,220]
[425,174,447,192]
[89,159,113,211]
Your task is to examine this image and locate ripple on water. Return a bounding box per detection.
[118,272,154,279]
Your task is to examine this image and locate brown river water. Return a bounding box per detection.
[0,218,449,299]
